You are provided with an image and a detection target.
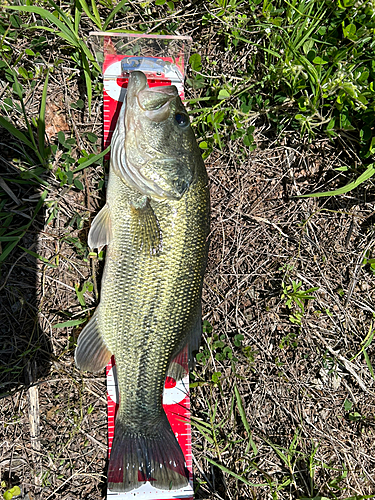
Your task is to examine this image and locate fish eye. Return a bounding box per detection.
[174,113,189,128]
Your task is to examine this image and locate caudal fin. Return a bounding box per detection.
[108,412,189,492]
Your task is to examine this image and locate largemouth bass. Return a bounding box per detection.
[75,71,210,492]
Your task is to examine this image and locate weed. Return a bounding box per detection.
[281,279,318,325]
[351,322,375,379]
[1,484,21,500]
[362,250,375,276]
[0,64,51,170]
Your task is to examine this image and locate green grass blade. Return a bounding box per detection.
[18,246,57,268]
[25,25,78,48]
[76,0,102,29]
[74,1,82,35]
[0,239,20,264]
[0,191,48,264]
[73,146,110,173]
[234,385,258,456]
[0,116,35,150]
[103,0,128,30]
[91,0,102,29]
[31,190,48,221]
[234,385,250,432]
[46,0,76,32]
[261,436,289,465]
[190,422,214,444]
[6,6,78,46]
[297,164,375,198]
[363,349,375,379]
[0,236,20,242]
[81,53,93,114]
[37,69,49,160]
[53,318,86,328]
[205,456,264,487]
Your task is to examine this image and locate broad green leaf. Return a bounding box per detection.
[218,89,230,99]
[343,23,356,39]
[74,178,84,190]
[57,131,66,144]
[86,132,98,143]
[313,56,329,65]
[327,117,335,130]
[53,318,87,328]
[342,82,357,98]
[344,398,353,411]
[189,53,202,72]
[9,486,21,497]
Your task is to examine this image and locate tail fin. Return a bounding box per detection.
[108,412,189,492]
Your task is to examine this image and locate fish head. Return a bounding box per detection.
[124,71,198,200]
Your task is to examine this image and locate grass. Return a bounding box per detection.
[1,0,375,499]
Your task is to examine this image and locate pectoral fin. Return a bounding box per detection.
[75,312,112,373]
[130,196,162,255]
[88,204,112,251]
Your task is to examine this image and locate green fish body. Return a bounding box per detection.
[75,71,210,492]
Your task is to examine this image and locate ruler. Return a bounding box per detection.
[101,43,194,500]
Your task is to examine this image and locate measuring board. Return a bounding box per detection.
[99,36,194,500]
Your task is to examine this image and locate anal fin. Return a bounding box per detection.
[131,196,162,255]
[75,311,112,373]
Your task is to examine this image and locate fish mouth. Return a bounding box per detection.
[127,71,178,122]
[126,70,148,100]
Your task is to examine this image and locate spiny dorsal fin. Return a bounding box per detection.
[88,203,113,251]
[130,196,162,255]
[75,311,112,373]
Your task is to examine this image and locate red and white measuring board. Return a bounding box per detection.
[102,48,194,500]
